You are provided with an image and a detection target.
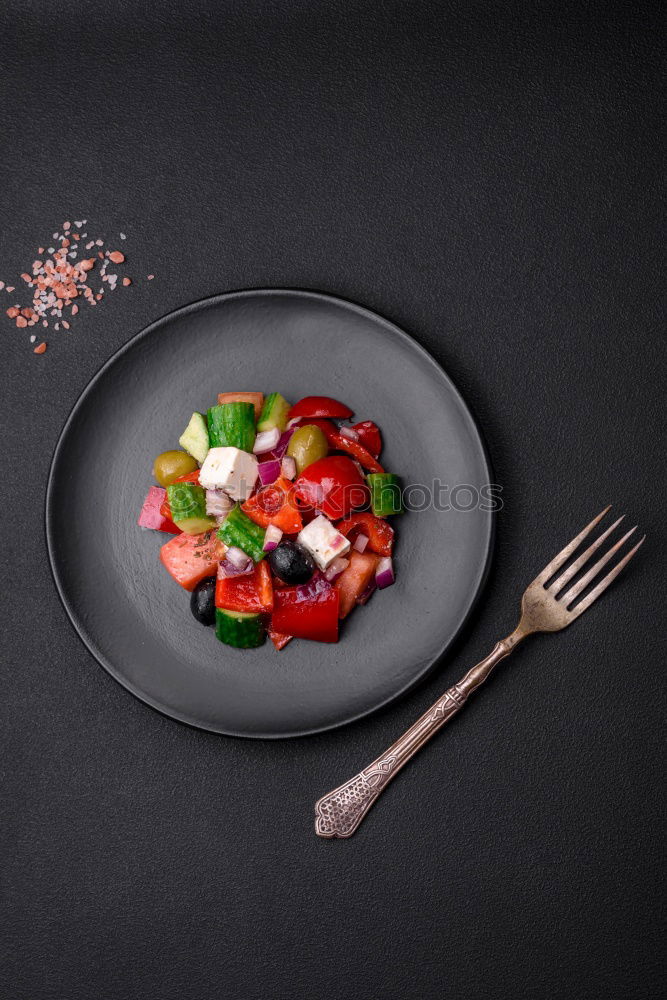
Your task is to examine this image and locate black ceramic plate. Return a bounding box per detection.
[46,290,494,738]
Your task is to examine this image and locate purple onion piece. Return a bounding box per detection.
[205,488,235,518]
[353,533,369,553]
[258,459,282,486]
[226,545,253,569]
[263,524,283,552]
[293,573,332,602]
[324,556,350,582]
[217,557,254,579]
[253,427,281,454]
[269,428,295,459]
[280,455,297,480]
[375,556,395,589]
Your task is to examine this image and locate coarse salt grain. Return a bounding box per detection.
[1,220,152,354]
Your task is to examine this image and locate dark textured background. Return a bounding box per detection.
[1,2,664,998]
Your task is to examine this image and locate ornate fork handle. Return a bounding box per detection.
[315,631,524,838]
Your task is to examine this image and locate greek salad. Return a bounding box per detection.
[138,392,403,650]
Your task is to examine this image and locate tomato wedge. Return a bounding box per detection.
[336,511,394,556]
[215,561,274,613]
[159,530,226,590]
[351,421,382,460]
[293,419,384,473]
[334,551,380,618]
[288,396,353,420]
[241,476,303,534]
[217,391,264,420]
[271,579,340,642]
[294,456,368,520]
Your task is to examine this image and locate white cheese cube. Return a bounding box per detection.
[297,515,351,570]
[199,447,258,501]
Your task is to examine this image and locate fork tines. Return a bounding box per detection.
[537,506,645,617]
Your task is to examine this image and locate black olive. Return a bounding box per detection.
[190,576,217,626]
[268,539,315,585]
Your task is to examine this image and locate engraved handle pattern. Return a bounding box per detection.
[315,636,522,838]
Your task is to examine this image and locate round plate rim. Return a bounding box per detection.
[45,287,495,739]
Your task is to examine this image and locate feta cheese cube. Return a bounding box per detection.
[199,447,258,501]
[297,515,351,570]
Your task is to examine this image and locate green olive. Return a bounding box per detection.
[287,424,328,474]
[153,450,198,486]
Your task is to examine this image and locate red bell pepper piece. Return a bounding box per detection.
[268,628,292,651]
[336,511,394,556]
[158,496,183,533]
[174,470,200,484]
[215,560,274,613]
[351,421,382,459]
[294,456,368,520]
[330,433,383,473]
[288,396,353,420]
[271,578,340,642]
[241,476,303,534]
[294,418,384,473]
[138,486,181,534]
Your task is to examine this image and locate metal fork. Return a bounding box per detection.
[314,507,645,838]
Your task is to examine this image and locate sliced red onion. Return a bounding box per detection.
[286,417,301,430]
[324,556,349,581]
[269,428,295,459]
[280,455,297,480]
[375,556,395,589]
[253,428,281,454]
[205,488,235,518]
[352,460,365,478]
[356,580,377,605]
[258,459,281,486]
[226,545,252,569]
[339,425,359,442]
[263,524,283,552]
[353,533,369,553]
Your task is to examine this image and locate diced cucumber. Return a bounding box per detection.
[215,608,266,648]
[217,504,266,561]
[179,412,209,464]
[257,392,291,432]
[207,402,256,452]
[166,483,217,534]
[366,473,403,516]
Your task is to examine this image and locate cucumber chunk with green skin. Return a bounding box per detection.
[166,483,217,534]
[257,392,291,432]
[207,402,256,451]
[367,473,404,516]
[179,412,209,464]
[215,608,266,648]
[217,504,266,561]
